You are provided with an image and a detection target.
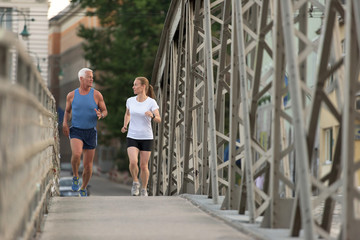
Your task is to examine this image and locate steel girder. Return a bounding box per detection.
[150,0,360,239]
[341,1,360,239]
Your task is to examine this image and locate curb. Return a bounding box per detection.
[181,194,271,240]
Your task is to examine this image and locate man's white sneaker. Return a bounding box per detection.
[140,189,148,197]
[131,182,140,196]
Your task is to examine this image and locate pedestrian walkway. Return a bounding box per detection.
[39,194,341,240]
[183,195,294,240]
[39,196,258,240]
[183,194,341,240]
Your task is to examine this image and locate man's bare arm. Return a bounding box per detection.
[62,92,73,137]
[94,90,108,119]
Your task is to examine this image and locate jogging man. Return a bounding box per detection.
[62,68,107,196]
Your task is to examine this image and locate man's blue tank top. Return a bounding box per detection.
[71,88,98,129]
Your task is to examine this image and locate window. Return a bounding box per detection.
[0,8,13,30]
[356,95,360,111]
[324,128,333,164]
[325,64,335,90]
[341,39,345,54]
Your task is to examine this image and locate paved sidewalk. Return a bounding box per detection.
[183,194,292,240]
[183,194,342,240]
[39,196,259,240]
[39,194,341,240]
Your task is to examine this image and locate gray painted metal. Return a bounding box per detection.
[342,1,360,239]
[204,0,219,204]
[280,1,315,239]
[150,0,360,239]
[268,0,295,229]
[233,0,256,223]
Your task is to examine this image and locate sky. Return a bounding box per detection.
[48,0,70,19]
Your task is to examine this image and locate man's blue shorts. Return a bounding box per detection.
[69,127,97,149]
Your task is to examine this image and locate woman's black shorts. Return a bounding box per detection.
[126,138,153,151]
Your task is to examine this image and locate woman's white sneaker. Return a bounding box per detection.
[140,188,148,197]
[131,182,140,196]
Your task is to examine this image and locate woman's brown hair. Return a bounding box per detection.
[136,77,155,99]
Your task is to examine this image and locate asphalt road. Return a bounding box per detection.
[89,175,132,196]
[60,170,132,197]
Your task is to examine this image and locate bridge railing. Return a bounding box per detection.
[0,29,60,240]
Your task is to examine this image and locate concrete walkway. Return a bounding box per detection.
[39,196,259,240]
[40,194,341,240]
[183,194,341,240]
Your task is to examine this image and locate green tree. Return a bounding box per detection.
[73,0,169,141]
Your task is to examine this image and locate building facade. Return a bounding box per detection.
[318,17,346,180]
[0,0,49,84]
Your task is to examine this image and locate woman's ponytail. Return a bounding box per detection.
[147,84,155,99]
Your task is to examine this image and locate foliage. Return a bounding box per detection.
[72,0,169,142]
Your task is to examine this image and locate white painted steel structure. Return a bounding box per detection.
[150,0,359,239]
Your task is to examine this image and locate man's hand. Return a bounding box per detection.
[94,108,103,120]
[62,124,69,137]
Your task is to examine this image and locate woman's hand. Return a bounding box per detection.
[145,111,154,118]
[121,126,127,133]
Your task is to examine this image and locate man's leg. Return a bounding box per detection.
[70,138,83,178]
[139,151,151,189]
[81,148,95,189]
[127,147,140,182]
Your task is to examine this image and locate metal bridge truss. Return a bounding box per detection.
[149,0,360,239]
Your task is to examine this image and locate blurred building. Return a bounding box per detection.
[0,0,48,84]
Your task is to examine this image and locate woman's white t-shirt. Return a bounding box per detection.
[126,96,159,140]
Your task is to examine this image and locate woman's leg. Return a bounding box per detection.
[127,147,140,182]
[139,151,151,189]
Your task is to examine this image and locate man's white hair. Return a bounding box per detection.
[78,68,93,81]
